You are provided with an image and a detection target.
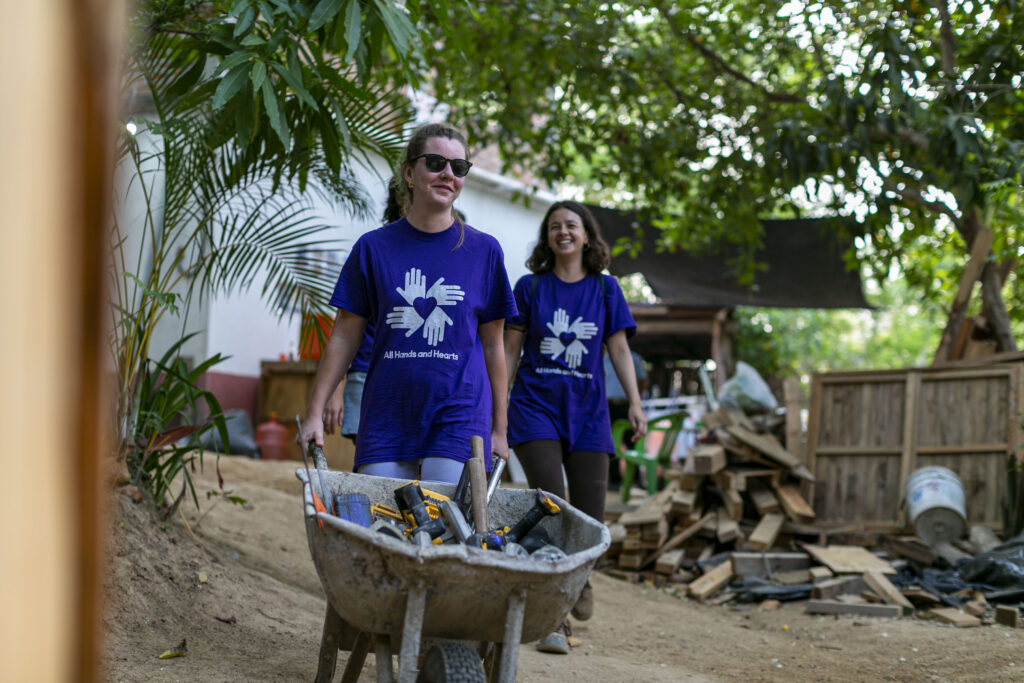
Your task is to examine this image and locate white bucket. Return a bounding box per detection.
[904,466,966,545]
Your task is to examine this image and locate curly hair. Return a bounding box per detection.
[525,200,610,274]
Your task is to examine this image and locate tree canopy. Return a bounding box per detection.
[421,0,1024,349]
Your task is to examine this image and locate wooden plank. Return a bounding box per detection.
[898,371,921,529]
[809,566,833,582]
[811,575,869,599]
[933,226,993,364]
[713,477,744,521]
[773,484,816,523]
[802,545,896,575]
[725,425,802,469]
[670,489,698,515]
[731,552,810,578]
[746,513,785,551]
[783,377,803,456]
[617,552,646,569]
[995,605,1019,628]
[724,407,756,431]
[929,608,982,628]
[863,570,914,611]
[806,600,902,618]
[747,481,781,515]
[806,373,823,508]
[687,561,734,600]
[644,511,716,564]
[691,444,726,475]
[655,549,685,575]
[715,506,740,543]
[774,569,812,585]
[881,536,935,566]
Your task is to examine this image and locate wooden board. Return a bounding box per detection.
[655,549,685,575]
[929,608,982,628]
[687,561,734,600]
[645,511,716,564]
[747,481,781,515]
[995,605,1019,628]
[862,570,914,610]
[773,484,816,523]
[725,425,802,469]
[811,575,868,599]
[731,551,810,578]
[746,513,785,551]
[805,600,902,618]
[715,506,739,543]
[691,444,726,475]
[803,545,896,575]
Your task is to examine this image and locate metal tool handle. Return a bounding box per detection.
[486,457,506,504]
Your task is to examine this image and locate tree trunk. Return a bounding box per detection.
[979,261,1017,352]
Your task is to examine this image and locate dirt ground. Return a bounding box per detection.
[103,456,1024,682]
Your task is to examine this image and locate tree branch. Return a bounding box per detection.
[882,178,961,226]
[660,10,804,105]
[937,1,956,79]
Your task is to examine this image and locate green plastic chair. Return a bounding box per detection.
[612,410,687,503]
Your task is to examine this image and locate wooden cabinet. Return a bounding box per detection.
[257,360,355,472]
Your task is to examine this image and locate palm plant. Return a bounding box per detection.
[113,3,415,514]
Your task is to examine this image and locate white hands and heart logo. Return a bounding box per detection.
[540,308,598,368]
[385,268,465,346]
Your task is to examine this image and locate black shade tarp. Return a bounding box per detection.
[588,206,870,310]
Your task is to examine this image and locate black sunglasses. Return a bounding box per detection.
[409,153,473,177]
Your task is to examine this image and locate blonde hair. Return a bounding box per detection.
[393,122,468,248]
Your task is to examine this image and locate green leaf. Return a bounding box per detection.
[234,6,256,37]
[261,79,290,149]
[342,0,362,62]
[372,0,415,55]
[240,33,265,47]
[270,62,318,110]
[212,62,250,110]
[308,0,345,33]
[250,61,267,93]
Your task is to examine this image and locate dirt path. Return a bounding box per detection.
[103,457,1023,682]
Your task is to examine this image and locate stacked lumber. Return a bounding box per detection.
[603,405,819,583]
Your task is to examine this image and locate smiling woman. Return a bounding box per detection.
[504,199,648,653]
[297,123,517,485]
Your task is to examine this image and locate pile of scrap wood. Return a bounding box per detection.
[599,406,1023,626]
[605,405,817,578]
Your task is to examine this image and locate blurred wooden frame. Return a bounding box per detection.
[0,1,123,681]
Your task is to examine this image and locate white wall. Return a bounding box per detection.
[203,156,556,377]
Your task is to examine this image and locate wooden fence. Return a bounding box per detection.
[806,362,1024,530]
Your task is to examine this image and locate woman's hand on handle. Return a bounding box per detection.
[296,411,325,448]
[491,430,510,461]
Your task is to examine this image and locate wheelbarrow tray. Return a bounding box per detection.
[297,469,610,644]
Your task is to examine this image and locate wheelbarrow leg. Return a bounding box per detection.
[315,602,343,683]
[491,588,526,683]
[340,630,371,683]
[374,634,394,683]
[397,580,427,683]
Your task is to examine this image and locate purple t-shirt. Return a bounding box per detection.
[348,324,374,375]
[507,272,635,454]
[331,218,516,466]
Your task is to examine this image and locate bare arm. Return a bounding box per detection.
[480,318,510,461]
[298,309,367,447]
[606,330,648,441]
[503,325,525,393]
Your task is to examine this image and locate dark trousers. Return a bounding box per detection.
[513,440,609,523]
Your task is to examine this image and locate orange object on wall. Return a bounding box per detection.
[299,312,334,360]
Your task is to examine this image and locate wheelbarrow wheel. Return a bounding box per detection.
[415,643,485,683]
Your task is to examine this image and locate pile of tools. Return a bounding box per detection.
[300,429,565,561]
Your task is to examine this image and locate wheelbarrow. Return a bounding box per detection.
[296,466,610,683]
